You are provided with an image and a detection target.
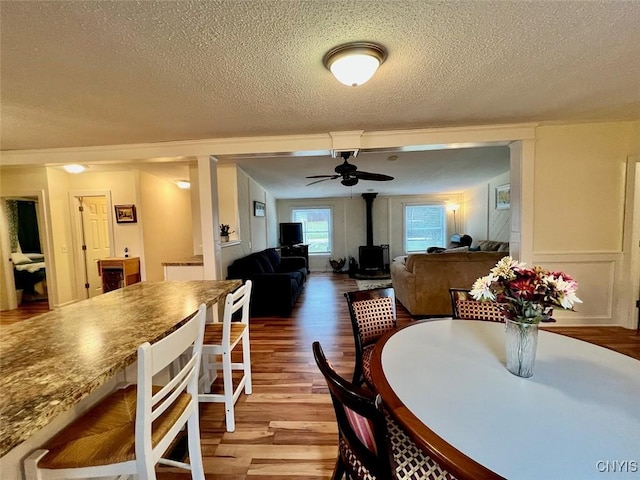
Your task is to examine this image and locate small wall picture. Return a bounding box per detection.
[496,184,511,210]
[115,204,137,223]
[253,201,265,217]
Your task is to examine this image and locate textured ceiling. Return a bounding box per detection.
[1,1,638,198]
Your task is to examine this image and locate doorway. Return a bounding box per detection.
[71,194,113,299]
[0,195,52,313]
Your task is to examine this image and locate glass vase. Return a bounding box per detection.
[504,318,539,378]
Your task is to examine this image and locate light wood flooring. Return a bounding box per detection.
[2,273,639,479]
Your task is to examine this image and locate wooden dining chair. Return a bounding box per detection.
[449,288,505,322]
[312,341,457,480]
[345,287,397,388]
[198,280,252,432]
[24,303,208,480]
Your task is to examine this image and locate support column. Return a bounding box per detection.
[197,155,221,280]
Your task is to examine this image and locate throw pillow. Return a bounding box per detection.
[497,242,510,252]
[392,255,407,265]
[477,240,502,251]
[11,252,32,265]
[444,246,470,253]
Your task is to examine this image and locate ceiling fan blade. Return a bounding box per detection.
[306,177,336,186]
[353,171,394,181]
[306,174,339,179]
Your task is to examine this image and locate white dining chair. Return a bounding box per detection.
[24,303,208,480]
[198,280,252,432]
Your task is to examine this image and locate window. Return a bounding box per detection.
[292,208,332,254]
[404,204,446,252]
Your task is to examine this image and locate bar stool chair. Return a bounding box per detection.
[198,280,252,432]
[312,341,457,480]
[24,303,208,480]
[449,288,504,322]
[344,287,396,388]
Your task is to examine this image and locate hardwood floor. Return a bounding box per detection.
[3,273,639,479]
[0,299,50,326]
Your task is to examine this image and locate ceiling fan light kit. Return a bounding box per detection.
[323,42,387,87]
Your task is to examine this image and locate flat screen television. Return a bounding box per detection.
[280,222,303,246]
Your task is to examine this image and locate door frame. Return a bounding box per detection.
[623,156,640,329]
[0,190,55,310]
[69,190,115,300]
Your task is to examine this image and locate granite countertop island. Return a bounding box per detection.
[0,279,240,457]
[161,255,204,266]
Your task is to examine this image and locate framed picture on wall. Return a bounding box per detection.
[496,184,511,210]
[253,201,265,217]
[114,204,137,223]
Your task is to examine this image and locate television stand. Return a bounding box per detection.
[280,244,309,273]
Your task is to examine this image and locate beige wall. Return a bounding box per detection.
[532,121,640,326]
[139,171,193,281]
[46,168,75,305]
[534,122,636,252]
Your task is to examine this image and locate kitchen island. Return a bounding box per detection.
[0,279,241,478]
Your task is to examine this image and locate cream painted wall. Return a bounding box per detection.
[533,121,640,326]
[534,122,636,252]
[68,170,143,263]
[46,168,75,305]
[139,171,193,281]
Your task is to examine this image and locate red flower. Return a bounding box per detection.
[509,278,535,300]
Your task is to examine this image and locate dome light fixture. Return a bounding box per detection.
[63,164,86,174]
[323,42,387,87]
[176,180,191,189]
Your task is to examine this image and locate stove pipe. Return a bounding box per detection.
[361,193,377,247]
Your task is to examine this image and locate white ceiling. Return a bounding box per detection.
[1,1,638,198]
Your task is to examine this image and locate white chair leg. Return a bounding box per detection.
[187,410,205,479]
[242,332,252,395]
[222,350,235,432]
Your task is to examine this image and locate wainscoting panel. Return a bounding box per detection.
[533,252,621,326]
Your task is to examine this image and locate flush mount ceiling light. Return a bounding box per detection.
[63,164,86,174]
[323,42,387,87]
[176,180,191,189]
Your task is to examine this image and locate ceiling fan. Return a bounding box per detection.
[306,151,394,187]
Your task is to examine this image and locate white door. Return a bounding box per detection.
[79,196,110,298]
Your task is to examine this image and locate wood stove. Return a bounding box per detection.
[357,193,389,274]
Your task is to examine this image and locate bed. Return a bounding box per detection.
[12,252,47,296]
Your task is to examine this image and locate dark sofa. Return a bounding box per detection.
[227,248,307,316]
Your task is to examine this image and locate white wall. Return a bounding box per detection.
[277,193,463,272]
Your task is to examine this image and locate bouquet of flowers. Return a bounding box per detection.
[470,256,582,324]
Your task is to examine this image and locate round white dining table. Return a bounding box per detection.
[371,319,640,480]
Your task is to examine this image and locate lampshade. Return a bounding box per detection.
[323,42,387,87]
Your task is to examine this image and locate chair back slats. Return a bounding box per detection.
[312,341,395,479]
[450,288,505,322]
[222,280,252,345]
[345,287,397,387]
[136,303,207,452]
[351,297,396,345]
